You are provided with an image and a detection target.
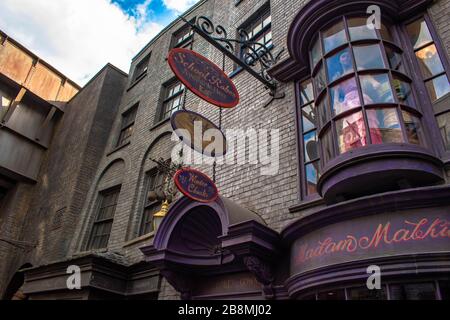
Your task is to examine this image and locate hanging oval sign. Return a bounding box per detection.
[168,48,240,108]
[174,168,219,203]
[171,110,227,157]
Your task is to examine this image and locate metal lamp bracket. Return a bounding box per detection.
[181,16,285,107]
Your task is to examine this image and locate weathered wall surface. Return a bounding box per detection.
[0,65,127,297]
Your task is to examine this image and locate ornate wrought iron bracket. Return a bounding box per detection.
[181,16,285,99]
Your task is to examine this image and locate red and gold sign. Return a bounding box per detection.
[168,48,240,108]
[291,209,450,275]
[174,168,219,203]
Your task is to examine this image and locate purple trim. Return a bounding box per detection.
[282,184,450,244]
[140,196,281,299]
[269,0,433,82]
[317,147,444,201]
[285,253,450,297]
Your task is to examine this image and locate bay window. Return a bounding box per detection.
[405,17,450,152]
[308,16,426,167]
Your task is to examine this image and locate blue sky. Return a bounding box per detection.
[112,0,177,26]
[0,0,200,85]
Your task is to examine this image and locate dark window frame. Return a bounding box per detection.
[171,20,195,50]
[139,168,166,236]
[400,13,450,159]
[156,79,185,123]
[298,277,447,300]
[117,103,138,148]
[131,53,151,84]
[238,5,273,66]
[296,78,322,201]
[86,186,121,250]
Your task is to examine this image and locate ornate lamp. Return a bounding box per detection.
[148,156,184,232]
[153,200,170,232]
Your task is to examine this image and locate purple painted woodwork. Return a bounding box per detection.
[283,185,450,296]
[269,0,433,82]
[318,147,444,202]
[140,196,281,299]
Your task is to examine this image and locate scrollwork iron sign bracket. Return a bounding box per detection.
[181,16,285,105]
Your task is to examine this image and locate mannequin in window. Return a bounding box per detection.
[329,50,354,82]
[332,62,383,151]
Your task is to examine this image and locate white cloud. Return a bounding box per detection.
[163,0,199,13]
[0,0,164,85]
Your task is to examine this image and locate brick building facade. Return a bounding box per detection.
[1,0,449,300]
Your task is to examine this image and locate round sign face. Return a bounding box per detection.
[171,110,227,157]
[168,48,240,108]
[174,168,219,203]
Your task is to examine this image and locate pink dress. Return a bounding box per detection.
[334,80,382,153]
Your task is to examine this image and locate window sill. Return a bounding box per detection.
[123,232,155,248]
[150,117,170,131]
[289,198,325,213]
[73,248,108,257]
[127,72,147,92]
[107,142,131,157]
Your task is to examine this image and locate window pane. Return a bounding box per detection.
[366,108,403,144]
[318,97,330,126]
[360,74,395,105]
[323,20,347,54]
[322,127,334,164]
[314,64,327,94]
[263,15,271,28]
[348,286,387,300]
[311,37,322,67]
[304,131,318,162]
[305,162,320,196]
[302,104,317,133]
[300,81,314,105]
[425,74,450,102]
[331,77,361,115]
[402,111,423,145]
[326,48,354,83]
[392,77,415,106]
[317,289,346,300]
[354,45,385,71]
[348,17,378,41]
[407,19,433,49]
[380,23,393,42]
[336,111,368,153]
[390,283,437,300]
[416,44,445,78]
[437,112,450,150]
[386,46,405,73]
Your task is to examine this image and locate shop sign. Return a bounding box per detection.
[171,110,227,157]
[174,168,219,203]
[168,48,240,108]
[291,209,450,275]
